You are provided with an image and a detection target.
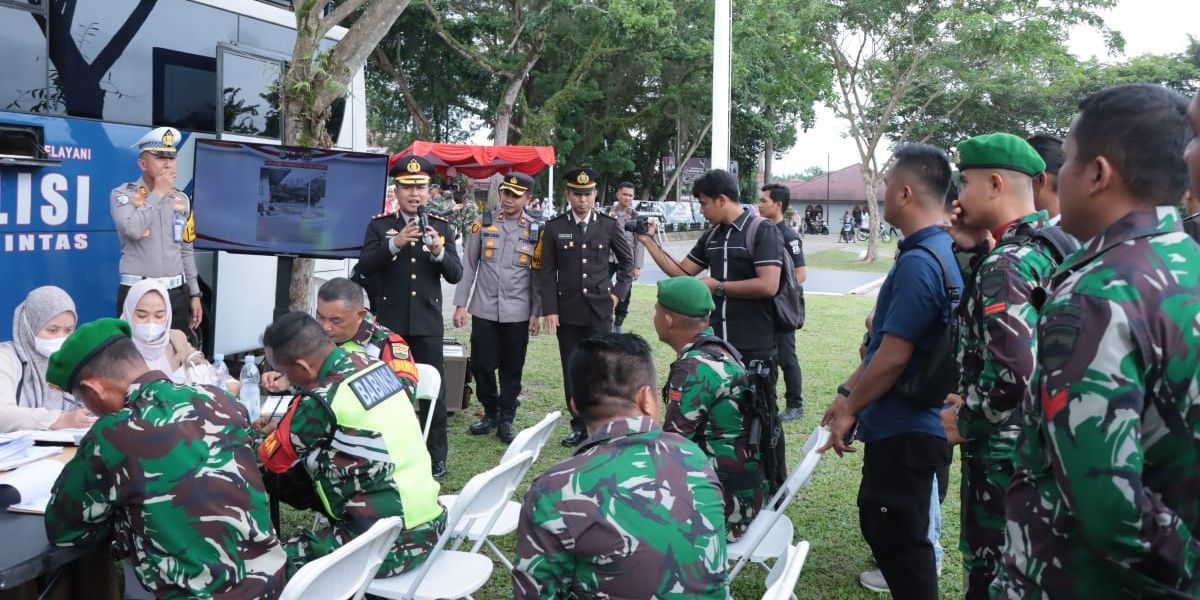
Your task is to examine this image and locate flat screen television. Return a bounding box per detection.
[192,140,387,258]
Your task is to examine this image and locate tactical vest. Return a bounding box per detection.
[318,361,442,529]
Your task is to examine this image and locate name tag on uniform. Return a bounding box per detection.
[558,233,574,240]
[173,213,185,242]
[348,366,405,410]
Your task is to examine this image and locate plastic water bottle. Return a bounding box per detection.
[239,355,261,422]
[212,354,230,392]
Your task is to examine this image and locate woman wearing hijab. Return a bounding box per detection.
[0,286,97,432]
[120,279,238,394]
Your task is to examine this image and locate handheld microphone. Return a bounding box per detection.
[416,204,433,246]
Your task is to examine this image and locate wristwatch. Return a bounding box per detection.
[837,384,853,398]
[714,282,726,298]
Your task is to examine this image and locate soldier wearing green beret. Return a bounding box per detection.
[653,276,765,541]
[43,318,287,598]
[941,132,1077,599]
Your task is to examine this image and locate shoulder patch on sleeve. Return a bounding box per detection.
[470,221,481,235]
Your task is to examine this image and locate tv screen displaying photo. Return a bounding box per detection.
[192,140,387,258]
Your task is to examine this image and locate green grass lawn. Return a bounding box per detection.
[805,248,896,274]
[280,287,964,598]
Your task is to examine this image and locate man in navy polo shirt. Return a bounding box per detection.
[821,144,958,600]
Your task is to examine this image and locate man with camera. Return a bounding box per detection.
[820,145,958,600]
[605,182,644,333]
[635,169,787,491]
[532,167,635,447]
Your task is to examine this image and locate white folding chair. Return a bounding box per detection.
[415,363,441,442]
[366,451,534,600]
[759,540,811,600]
[727,426,830,581]
[438,411,562,570]
[279,516,405,600]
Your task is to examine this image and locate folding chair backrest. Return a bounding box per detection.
[501,411,562,467]
[761,541,811,600]
[782,427,830,498]
[415,363,441,402]
[398,451,534,597]
[279,516,404,600]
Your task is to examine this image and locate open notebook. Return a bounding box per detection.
[0,459,65,514]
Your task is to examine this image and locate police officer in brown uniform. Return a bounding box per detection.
[356,155,462,480]
[533,167,635,446]
[110,126,202,334]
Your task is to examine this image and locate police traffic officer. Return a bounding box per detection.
[356,155,462,480]
[533,167,635,446]
[110,127,201,334]
[452,172,542,444]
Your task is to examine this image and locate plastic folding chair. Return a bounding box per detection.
[279,516,405,600]
[727,426,830,581]
[366,451,534,600]
[759,540,811,600]
[415,363,441,442]
[438,411,561,570]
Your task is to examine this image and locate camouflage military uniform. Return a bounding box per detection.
[265,348,445,577]
[453,200,481,240]
[341,315,419,402]
[994,206,1200,598]
[46,373,287,599]
[426,194,455,218]
[663,328,766,542]
[952,211,1057,598]
[512,416,728,599]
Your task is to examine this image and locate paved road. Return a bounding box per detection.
[439,232,882,321]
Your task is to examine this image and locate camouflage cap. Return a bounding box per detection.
[955,132,1046,177]
[657,276,715,317]
[47,318,131,391]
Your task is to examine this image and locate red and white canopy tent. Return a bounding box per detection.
[388,141,557,198]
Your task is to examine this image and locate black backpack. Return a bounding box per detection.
[893,242,962,408]
[700,216,806,330]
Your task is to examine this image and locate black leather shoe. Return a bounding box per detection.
[431,461,446,481]
[497,421,517,444]
[469,415,498,435]
[561,429,587,447]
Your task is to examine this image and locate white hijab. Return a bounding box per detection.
[8,286,76,408]
[120,279,174,377]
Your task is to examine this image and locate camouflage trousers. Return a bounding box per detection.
[958,446,1013,600]
[284,511,447,577]
[721,468,769,542]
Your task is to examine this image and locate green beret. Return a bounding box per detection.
[46,318,131,391]
[955,132,1046,177]
[656,277,715,318]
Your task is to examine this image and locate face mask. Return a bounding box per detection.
[133,323,167,343]
[34,336,66,358]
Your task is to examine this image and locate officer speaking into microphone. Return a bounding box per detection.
[356,155,462,480]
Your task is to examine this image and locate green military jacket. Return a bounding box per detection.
[995,207,1200,598]
[663,328,766,541]
[45,372,286,599]
[512,416,728,599]
[955,211,1058,459]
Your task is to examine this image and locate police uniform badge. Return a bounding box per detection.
[470,221,482,235]
[116,194,130,206]
[577,172,589,185]
[406,158,421,173]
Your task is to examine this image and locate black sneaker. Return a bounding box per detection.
[780,406,805,422]
[469,415,498,435]
[561,429,587,447]
[431,461,446,481]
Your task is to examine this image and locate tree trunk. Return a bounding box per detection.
[763,137,774,183]
[861,166,880,262]
[656,120,713,203]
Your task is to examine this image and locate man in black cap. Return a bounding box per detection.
[452,172,542,444]
[357,154,462,480]
[533,167,635,446]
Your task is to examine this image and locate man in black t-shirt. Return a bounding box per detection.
[637,170,784,363]
[758,184,807,421]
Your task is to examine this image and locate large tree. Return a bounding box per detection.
[818,0,1115,262]
[283,0,410,311]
